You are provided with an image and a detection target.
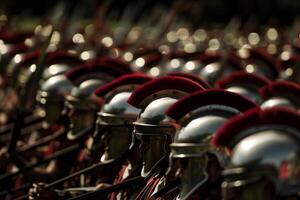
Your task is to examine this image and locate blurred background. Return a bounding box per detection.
[1,0,300,25]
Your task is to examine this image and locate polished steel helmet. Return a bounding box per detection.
[213,108,300,199]
[128,76,205,177]
[166,89,258,200]
[93,73,153,162]
[215,71,270,104]
[36,74,74,126]
[259,81,300,110]
[197,52,244,85]
[65,62,131,140]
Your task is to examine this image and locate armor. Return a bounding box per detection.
[128,76,205,178]
[215,71,270,104]
[36,74,74,126]
[259,81,300,110]
[64,61,130,140]
[93,73,153,162]
[166,89,258,200]
[212,108,300,199]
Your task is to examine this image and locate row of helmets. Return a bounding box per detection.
[0,12,300,200]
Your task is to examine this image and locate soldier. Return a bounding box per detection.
[158,89,258,200]
[127,76,205,200]
[29,73,152,200]
[259,81,300,110]
[24,62,130,198]
[212,107,300,200]
[215,71,270,104]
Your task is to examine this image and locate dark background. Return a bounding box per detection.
[1,0,300,25]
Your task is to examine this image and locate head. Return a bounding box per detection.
[93,73,153,162]
[166,89,258,200]
[128,76,205,177]
[66,79,105,140]
[36,74,74,126]
[64,60,133,140]
[213,108,300,200]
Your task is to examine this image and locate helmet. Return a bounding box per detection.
[212,108,300,199]
[197,52,244,85]
[36,74,74,126]
[35,52,83,125]
[128,76,205,177]
[259,81,300,110]
[65,62,131,140]
[166,89,258,200]
[243,48,280,80]
[93,73,153,162]
[215,71,270,104]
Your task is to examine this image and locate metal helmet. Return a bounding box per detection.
[213,108,300,199]
[36,74,74,126]
[259,81,300,110]
[197,52,244,86]
[215,71,270,104]
[65,62,131,140]
[166,89,258,200]
[128,76,205,177]
[243,48,280,80]
[93,73,153,162]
